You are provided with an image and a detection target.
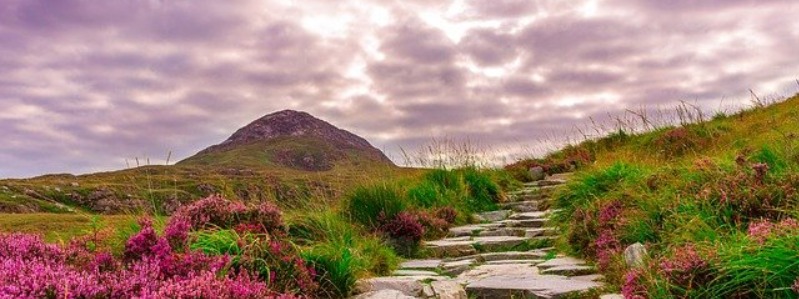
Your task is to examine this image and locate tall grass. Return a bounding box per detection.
[345,184,407,229]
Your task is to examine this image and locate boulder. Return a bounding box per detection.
[624,243,648,268]
[529,166,546,181]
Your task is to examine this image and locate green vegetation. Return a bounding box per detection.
[539,94,799,298]
[0,164,508,297]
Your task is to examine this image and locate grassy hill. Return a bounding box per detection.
[528,94,799,297]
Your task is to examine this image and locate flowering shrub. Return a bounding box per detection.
[435,207,458,224]
[747,218,799,244]
[378,212,425,244]
[591,201,624,270]
[659,245,713,289]
[170,195,285,236]
[622,269,648,299]
[0,232,279,299]
[416,211,451,239]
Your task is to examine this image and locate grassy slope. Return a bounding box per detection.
[543,95,799,297]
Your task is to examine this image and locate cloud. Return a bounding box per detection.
[1,0,798,177]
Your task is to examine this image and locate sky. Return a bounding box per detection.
[1,0,799,178]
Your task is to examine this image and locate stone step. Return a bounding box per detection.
[457,262,601,299]
[498,219,546,228]
[540,265,596,276]
[400,259,442,271]
[477,227,526,237]
[474,210,512,222]
[464,275,602,299]
[393,270,440,277]
[525,228,557,238]
[509,211,549,220]
[448,223,502,237]
[499,200,543,211]
[524,178,568,187]
[425,236,542,258]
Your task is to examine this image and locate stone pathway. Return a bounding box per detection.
[354,173,617,299]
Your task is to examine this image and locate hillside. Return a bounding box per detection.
[0,110,403,215]
[179,110,394,171]
[519,94,799,297]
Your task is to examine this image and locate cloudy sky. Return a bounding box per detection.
[1,0,798,178]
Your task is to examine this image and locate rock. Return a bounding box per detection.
[600,294,624,299]
[355,276,431,296]
[401,259,442,270]
[354,290,416,299]
[540,265,596,276]
[480,251,547,262]
[431,281,467,299]
[70,182,79,187]
[393,270,440,277]
[422,285,435,298]
[537,257,586,269]
[624,242,648,268]
[441,259,476,276]
[465,275,602,299]
[475,210,511,222]
[529,166,546,181]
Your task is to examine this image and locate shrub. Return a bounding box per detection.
[170,195,286,236]
[407,181,441,208]
[461,168,501,212]
[346,184,407,229]
[424,169,464,191]
[659,244,714,290]
[378,212,424,256]
[302,246,358,298]
[653,127,706,158]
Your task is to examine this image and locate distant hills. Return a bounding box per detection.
[0,110,401,214]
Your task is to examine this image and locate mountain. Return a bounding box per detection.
[178,110,394,171]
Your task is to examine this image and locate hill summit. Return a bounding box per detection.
[179,110,394,171]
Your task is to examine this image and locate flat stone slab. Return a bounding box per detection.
[472,236,529,250]
[400,259,442,270]
[525,228,557,238]
[393,269,440,277]
[356,276,442,296]
[480,251,548,261]
[537,257,586,269]
[448,223,502,237]
[540,265,596,276]
[458,264,538,283]
[478,227,525,237]
[354,289,416,299]
[442,259,477,276]
[499,219,546,228]
[465,275,602,299]
[475,210,512,222]
[509,211,549,220]
[485,259,544,265]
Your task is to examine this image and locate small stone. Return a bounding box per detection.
[431,281,467,299]
[422,285,435,298]
[600,294,624,299]
[529,166,546,181]
[624,242,648,268]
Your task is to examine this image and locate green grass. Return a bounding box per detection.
[541,94,799,297]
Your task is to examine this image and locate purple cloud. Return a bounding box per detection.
[1,0,798,177]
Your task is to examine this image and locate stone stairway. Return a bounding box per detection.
[354,173,612,299]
